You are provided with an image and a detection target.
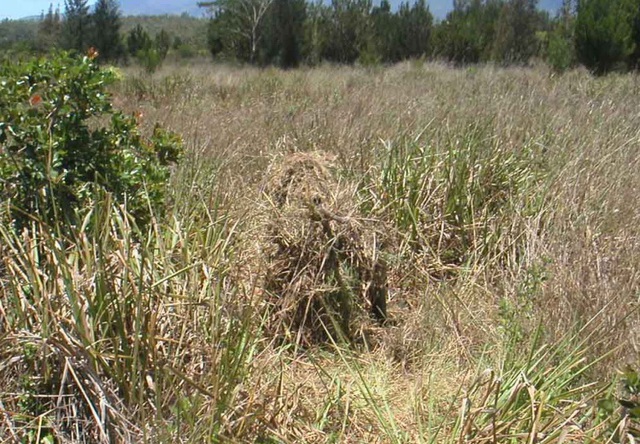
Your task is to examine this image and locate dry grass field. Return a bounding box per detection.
[2,61,640,442]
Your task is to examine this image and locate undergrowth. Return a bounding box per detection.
[1,59,639,442]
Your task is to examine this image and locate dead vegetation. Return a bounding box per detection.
[260,151,389,346]
[2,62,640,442]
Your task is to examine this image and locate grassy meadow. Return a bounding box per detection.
[2,61,640,442]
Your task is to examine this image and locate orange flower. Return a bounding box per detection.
[29,94,43,107]
[134,110,144,123]
[87,47,99,60]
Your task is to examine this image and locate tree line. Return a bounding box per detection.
[199,0,640,74]
[35,0,180,71]
[14,0,640,75]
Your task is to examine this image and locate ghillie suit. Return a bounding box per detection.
[261,152,388,346]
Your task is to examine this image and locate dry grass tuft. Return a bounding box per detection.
[260,151,389,346]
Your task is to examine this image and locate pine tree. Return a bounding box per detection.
[575,0,636,74]
[91,0,124,62]
[38,4,62,50]
[491,0,539,64]
[397,0,433,60]
[261,0,307,67]
[433,0,501,64]
[127,24,151,57]
[323,0,373,64]
[545,0,576,72]
[155,29,172,61]
[370,0,401,62]
[62,0,91,53]
[628,0,640,69]
[302,2,332,65]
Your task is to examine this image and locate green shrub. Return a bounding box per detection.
[546,28,575,73]
[574,0,636,75]
[137,47,165,74]
[0,50,182,231]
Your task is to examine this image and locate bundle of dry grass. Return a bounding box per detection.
[260,151,388,346]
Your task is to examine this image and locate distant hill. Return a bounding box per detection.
[424,0,564,19]
[118,0,205,17]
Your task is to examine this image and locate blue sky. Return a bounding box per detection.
[2,1,94,20]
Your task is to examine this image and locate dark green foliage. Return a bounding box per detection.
[546,27,575,72]
[199,0,275,63]
[61,0,91,52]
[84,0,124,63]
[0,52,183,231]
[546,21,575,72]
[6,0,640,73]
[127,24,152,56]
[369,0,401,62]
[328,0,373,64]
[629,0,640,69]
[121,15,209,56]
[155,29,171,60]
[125,24,169,72]
[3,7,208,62]
[205,16,227,58]
[396,0,432,59]
[575,0,636,74]
[261,0,307,67]
[91,0,125,62]
[0,19,39,55]
[37,4,62,51]
[597,365,640,438]
[302,2,332,64]
[433,0,502,64]
[544,0,576,72]
[491,0,539,64]
[202,4,252,60]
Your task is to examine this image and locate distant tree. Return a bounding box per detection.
[491,0,539,64]
[127,24,151,57]
[155,29,171,60]
[199,0,275,63]
[370,0,401,62]
[37,4,62,50]
[628,0,640,69]
[204,15,228,58]
[172,35,183,50]
[396,0,433,59]
[433,0,501,64]
[91,0,125,62]
[323,0,373,64]
[61,0,91,52]
[574,0,636,74]
[545,0,576,72]
[124,25,171,72]
[302,1,332,64]
[260,0,307,67]
[0,19,39,54]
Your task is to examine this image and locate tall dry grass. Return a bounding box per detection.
[2,61,639,442]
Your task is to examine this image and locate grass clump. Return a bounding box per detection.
[261,151,388,346]
[364,126,544,274]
